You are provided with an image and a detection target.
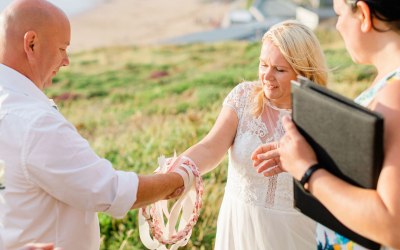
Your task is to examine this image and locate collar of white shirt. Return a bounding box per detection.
[0,63,56,109]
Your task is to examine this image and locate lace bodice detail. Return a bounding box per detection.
[223,82,294,211]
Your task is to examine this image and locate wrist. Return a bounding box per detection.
[299,163,323,191]
[169,172,184,188]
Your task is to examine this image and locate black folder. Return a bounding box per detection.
[291,76,384,250]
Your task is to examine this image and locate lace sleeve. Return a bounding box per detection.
[223,81,257,120]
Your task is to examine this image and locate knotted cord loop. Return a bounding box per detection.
[139,155,204,249]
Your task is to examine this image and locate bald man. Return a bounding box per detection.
[0,1,184,249]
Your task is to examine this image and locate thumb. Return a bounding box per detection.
[282,116,298,134]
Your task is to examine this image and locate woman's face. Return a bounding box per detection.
[333,0,365,63]
[258,39,297,109]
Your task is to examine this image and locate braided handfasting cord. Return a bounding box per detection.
[139,155,204,249]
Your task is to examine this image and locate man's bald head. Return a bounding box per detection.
[1,0,69,49]
[0,0,71,89]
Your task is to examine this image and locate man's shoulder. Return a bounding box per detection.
[0,91,62,128]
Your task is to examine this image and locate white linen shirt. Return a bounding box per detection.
[0,64,139,250]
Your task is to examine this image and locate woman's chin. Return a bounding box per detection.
[263,90,277,100]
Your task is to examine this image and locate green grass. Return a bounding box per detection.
[45,27,376,249]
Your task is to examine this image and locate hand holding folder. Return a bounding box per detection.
[291,76,384,250]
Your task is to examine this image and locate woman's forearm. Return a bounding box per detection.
[308,169,400,248]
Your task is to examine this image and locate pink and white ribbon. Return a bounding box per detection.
[139,155,204,250]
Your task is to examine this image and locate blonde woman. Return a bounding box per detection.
[176,20,328,249]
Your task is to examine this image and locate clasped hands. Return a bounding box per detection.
[156,155,194,200]
[251,116,318,180]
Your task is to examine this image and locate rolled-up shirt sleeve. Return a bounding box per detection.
[21,112,138,218]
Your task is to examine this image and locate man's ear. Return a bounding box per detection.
[23,31,37,55]
[357,1,372,32]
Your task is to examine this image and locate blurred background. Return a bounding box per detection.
[1,0,377,249]
[1,0,335,51]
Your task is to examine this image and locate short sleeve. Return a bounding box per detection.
[223,81,257,120]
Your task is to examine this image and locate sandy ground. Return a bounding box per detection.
[69,0,239,52]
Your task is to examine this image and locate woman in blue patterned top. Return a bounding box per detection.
[252,0,400,249]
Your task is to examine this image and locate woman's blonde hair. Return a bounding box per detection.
[253,20,328,117]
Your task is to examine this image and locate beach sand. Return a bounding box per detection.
[69,0,239,52]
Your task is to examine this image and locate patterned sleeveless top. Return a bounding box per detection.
[316,67,400,250]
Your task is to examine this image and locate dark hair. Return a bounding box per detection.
[348,0,400,32]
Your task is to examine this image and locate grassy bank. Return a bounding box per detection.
[47,28,375,249]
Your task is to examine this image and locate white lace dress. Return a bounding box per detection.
[214,82,316,250]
